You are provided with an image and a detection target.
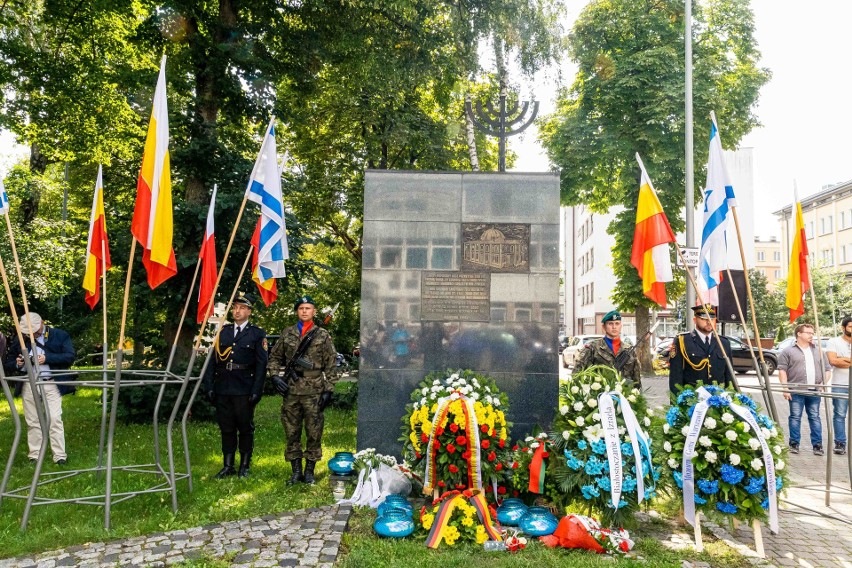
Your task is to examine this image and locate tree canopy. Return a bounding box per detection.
[0,0,563,364]
[539,0,769,346]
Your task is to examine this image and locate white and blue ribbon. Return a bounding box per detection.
[597,391,655,508]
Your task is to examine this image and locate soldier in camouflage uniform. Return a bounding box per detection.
[574,310,642,387]
[268,295,338,485]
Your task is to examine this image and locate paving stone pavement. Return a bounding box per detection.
[0,503,352,568]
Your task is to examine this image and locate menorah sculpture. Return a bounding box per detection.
[465,92,539,172]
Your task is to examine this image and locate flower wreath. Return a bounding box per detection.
[400,370,513,500]
[661,384,788,529]
[548,366,662,526]
[419,489,502,547]
[512,433,559,502]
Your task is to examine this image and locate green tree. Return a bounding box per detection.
[539,0,769,368]
[0,0,565,366]
[773,264,852,338]
[745,268,786,340]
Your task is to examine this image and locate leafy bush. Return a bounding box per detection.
[116,383,216,424]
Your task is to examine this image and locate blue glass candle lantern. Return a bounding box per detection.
[328,452,356,475]
[517,506,558,536]
[373,509,415,538]
[377,494,413,518]
[496,498,528,526]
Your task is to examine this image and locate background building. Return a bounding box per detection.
[561,148,756,338]
[753,236,782,288]
[775,179,852,281]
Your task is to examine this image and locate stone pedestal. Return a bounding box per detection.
[357,171,560,456]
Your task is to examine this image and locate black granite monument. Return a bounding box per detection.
[357,171,560,456]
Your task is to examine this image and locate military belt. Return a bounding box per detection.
[225,362,253,371]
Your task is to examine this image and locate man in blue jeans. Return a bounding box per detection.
[828,317,852,455]
[778,323,831,456]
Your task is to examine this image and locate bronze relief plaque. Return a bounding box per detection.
[462,223,530,272]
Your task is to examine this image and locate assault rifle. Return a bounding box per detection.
[613,320,660,373]
[271,303,340,397]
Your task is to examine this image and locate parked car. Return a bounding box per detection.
[654,335,778,375]
[558,336,570,354]
[726,337,778,375]
[775,337,831,352]
[561,335,603,369]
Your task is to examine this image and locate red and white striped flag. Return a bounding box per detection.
[197,185,218,323]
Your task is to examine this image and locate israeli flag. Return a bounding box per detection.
[0,179,9,215]
[245,117,288,281]
[698,113,737,304]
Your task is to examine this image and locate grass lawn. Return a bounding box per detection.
[0,387,357,558]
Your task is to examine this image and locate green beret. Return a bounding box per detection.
[602,310,621,324]
[294,295,315,311]
[691,304,717,319]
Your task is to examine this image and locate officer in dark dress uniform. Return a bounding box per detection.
[668,304,734,395]
[203,293,268,479]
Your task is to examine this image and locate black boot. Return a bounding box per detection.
[287,459,304,485]
[214,453,236,479]
[304,460,317,485]
[238,453,252,478]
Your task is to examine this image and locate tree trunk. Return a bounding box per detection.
[464,94,480,171]
[634,305,652,374]
[22,143,48,223]
[494,36,509,96]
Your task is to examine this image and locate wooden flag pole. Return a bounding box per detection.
[3,214,40,352]
[193,117,275,341]
[193,196,250,346]
[194,245,254,352]
[712,112,778,421]
[673,242,740,390]
[116,239,137,354]
[164,257,202,375]
[96,239,109,471]
[793,182,833,506]
[101,239,109,370]
[802,241,832,505]
[724,266,775,418]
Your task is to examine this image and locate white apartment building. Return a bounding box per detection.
[774,179,852,280]
[561,148,756,336]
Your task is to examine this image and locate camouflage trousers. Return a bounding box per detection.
[281,393,324,461]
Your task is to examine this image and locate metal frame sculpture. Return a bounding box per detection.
[0,108,279,531]
[0,204,255,531]
[464,92,539,172]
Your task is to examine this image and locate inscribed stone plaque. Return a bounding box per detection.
[461,223,530,272]
[421,271,490,321]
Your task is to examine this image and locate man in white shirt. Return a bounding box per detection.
[827,316,852,455]
[778,323,831,456]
